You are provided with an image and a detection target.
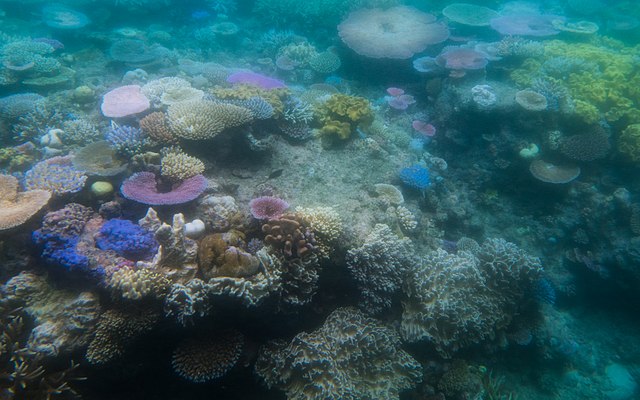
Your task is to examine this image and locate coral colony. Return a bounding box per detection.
[0,1,639,400]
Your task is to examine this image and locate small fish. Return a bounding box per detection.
[257,169,284,185]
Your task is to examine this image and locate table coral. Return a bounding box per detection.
[255,307,423,400]
[0,174,51,232]
[166,99,253,140]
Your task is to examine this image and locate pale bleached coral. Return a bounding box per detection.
[160,146,205,182]
[167,99,253,140]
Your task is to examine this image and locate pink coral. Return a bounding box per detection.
[338,6,449,59]
[120,171,207,205]
[249,196,289,220]
[436,47,488,70]
[101,85,150,118]
[412,120,436,137]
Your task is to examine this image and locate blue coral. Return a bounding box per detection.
[105,122,148,156]
[95,219,158,261]
[399,165,431,192]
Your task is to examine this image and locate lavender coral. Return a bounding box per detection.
[24,156,87,196]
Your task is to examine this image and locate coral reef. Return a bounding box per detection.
[401,239,542,357]
[316,94,373,141]
[346,224,415,314]
[255,307,423,400]
[23,156,87,196]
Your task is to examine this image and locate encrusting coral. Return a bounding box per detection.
[255,307,423,400]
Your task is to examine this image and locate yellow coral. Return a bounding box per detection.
[161,146,205,182]
[167,99,253,140]
[210,84,289,115]
[316,94,373,141]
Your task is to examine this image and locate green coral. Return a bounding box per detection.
[316,94,373,142]
[619,124,640,162]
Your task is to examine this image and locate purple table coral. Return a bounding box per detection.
[227,71,286,89]
[121,171,208,205]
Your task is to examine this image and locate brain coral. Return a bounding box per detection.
[401,239,542,357]
[338,6,449,59]
[167,99,253,140]
[255,307,423,400]
[0,174,51,231]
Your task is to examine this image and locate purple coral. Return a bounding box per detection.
[249,196,289,220]
[227,71,286,89]
[436,47,489,70]
[120,171,208,205]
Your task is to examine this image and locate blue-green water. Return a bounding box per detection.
[1,0,640,399]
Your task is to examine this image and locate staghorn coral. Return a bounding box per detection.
[139,111,177,144]
[401,239,542,357]
[85,307,160,365]
[160,146,205,182]
[0,307,85,400]
[172,330,244,383]
[255,307,422,400]
[167,99,253,140]
[0,174,51,232]
[346,224,415,315]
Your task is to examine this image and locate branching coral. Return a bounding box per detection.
[166,99,253,140]
[160,146,205,182]
[401,239,542,357]
[255,307,422,400]
[346,224,415,315]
